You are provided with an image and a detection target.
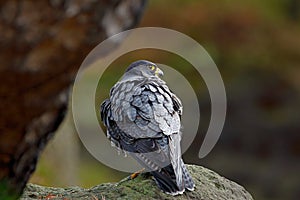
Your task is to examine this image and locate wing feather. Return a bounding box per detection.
[100,76,187,194]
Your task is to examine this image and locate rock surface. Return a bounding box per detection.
[21,165,253,200]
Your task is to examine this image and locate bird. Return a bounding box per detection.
[100,60,195,195]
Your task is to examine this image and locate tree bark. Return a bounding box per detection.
[0,0,147,198]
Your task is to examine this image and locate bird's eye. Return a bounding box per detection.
[149,65,156,71]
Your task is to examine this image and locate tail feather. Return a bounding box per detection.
[132,154,195,195]
[169,133,184,191]
[151,172,178,194]
[151,164,184,195]
[181,159,195,191]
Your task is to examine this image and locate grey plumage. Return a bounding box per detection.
[100,60,195,195]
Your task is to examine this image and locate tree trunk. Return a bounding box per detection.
[0,0,147,198]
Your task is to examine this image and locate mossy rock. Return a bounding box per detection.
[21,165,253,200]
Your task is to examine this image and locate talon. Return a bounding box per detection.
[130,168,145,179]
[118,168,146,185]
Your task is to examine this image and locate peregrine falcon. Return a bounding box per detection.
[100,60,195,195]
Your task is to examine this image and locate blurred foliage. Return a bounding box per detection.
[30,0,300,200]
[0,180,18,200]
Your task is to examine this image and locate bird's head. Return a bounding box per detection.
[125,60,164,78]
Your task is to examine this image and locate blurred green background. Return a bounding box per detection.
[30,1,300,200]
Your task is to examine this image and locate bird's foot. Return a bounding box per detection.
[130,168,145,179]
[117,168,145,185]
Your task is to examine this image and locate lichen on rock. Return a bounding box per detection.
[21,165,253,200]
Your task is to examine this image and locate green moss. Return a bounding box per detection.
[22,165,254,200]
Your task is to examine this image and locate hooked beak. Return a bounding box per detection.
[155,67,164,78]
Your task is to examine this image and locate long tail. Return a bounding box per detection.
[150,164,182,195]
[181,159,195,191]
[168,133,184,192]
[151,160,195,195]
[118,133,195,195]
